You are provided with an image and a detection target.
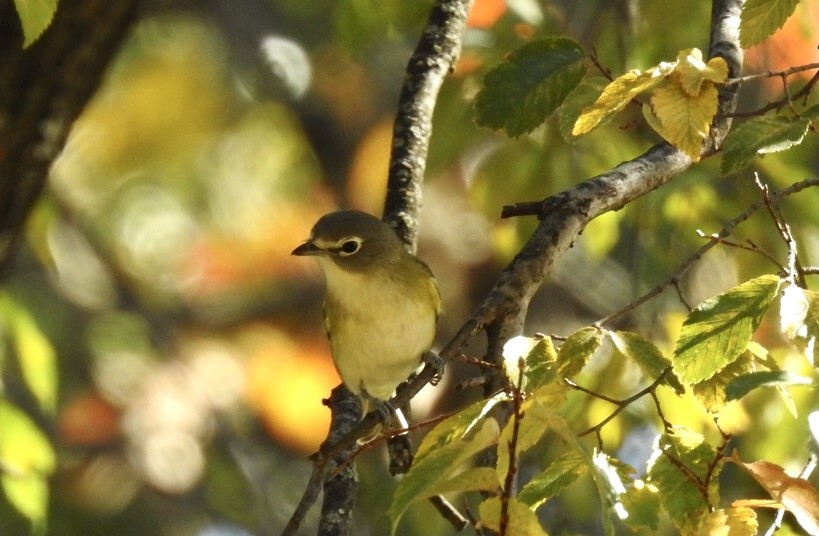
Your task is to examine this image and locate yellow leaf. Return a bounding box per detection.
[699,507,758,535]
[673,49,728,96]
[479,497,548,536]
[645,82,718,160]
[573,63,675,135]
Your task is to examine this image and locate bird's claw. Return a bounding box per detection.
[422,351,445,386]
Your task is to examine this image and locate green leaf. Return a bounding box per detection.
[621,480,661,533]
[589,451,634,535]
[12,0,59,48]
[415,394,503,458]
[558,76,608,142]
[739,0,801,48]
[672,275,781,385]
[725,370,814,402]
[424,467,500,497]
[721,113,812,174]
[556,326,603,379]
[518,449,587,508]
[609,331,684,393]
[501,335,559,391]
[0,293,58,414]
[496,399,567,482]
[390,418,499,532]
[478,497,549,536]
[573,62,676,135]
[0,398,55,523]
[1,473,50,525]
[692,351,757,412]
[647,428,718,533]
[475,37,587,137]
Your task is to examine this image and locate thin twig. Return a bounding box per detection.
[725,69,819,118]
[723,62,819,85]
[499,359,526,536]
[597,177,819,326]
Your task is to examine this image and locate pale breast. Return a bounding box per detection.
[322,266,437,401]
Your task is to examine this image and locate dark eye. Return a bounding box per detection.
[339,239,361,255]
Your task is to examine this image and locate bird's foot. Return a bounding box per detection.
[422,351,445,386]
[361,389,394,426]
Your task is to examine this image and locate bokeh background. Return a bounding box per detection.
[1,0,817,534]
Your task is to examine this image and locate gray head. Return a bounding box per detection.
[291,210,405,272]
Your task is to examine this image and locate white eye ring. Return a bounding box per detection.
[338,237,362,256]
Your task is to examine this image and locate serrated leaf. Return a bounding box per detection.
[0,294,58,414]
[673,275,781,385]
[729,457,819,535]
[478,497,548,536]
[415,394,503,458]
[673,49,728,96]
[645,80,718,160]
[12,0,59,48]
[721,114,811,173]
[647,428,718,533]
[390,418,499,532]
[0,398,55,523]
[740,0,801,48]
[475,37,587,137]
[556,326,603,378]
[609,331,684,394]
[573,62,675,135]
[518,449,587,508]
[725,370,814,402]
[692,351,757,412]
[699,507,758,536]
[558,76,608,142]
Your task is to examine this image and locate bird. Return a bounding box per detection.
[291,210,442,432]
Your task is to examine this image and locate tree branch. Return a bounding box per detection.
[0,0,140,278]
[382,0,474,249]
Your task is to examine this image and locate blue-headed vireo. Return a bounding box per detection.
[292,210,441,430]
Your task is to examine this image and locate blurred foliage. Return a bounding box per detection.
[0,0,817,534]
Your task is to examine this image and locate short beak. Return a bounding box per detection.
[291,241,322,256]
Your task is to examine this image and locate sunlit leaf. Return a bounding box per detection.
[699,507,758,535]
[415,394,504,458]
[609,330,684,393]
[0,398,55,523]
[729,456,819,535]
[673,49,728,96]
[673,275,781,385]
[12,0,58,48]
[573,62,675,135]
[721,113,812,174]
[478,497,548,536]
[501,335,558,391]
[740,0,801,47]
[475,37,587,137]
[589,450,634,531]
[558,76,608,142]
[0,293,58,413]
[424,467,500,497]
[644,79,719,160]
[621,480,661,532]
[780,285,819,365]
[390,419,499,532]
[496,399,567,482]
[556,326,603,379]
[518,449,587,509]
[692,351,756,412]
[647,428,718,533]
